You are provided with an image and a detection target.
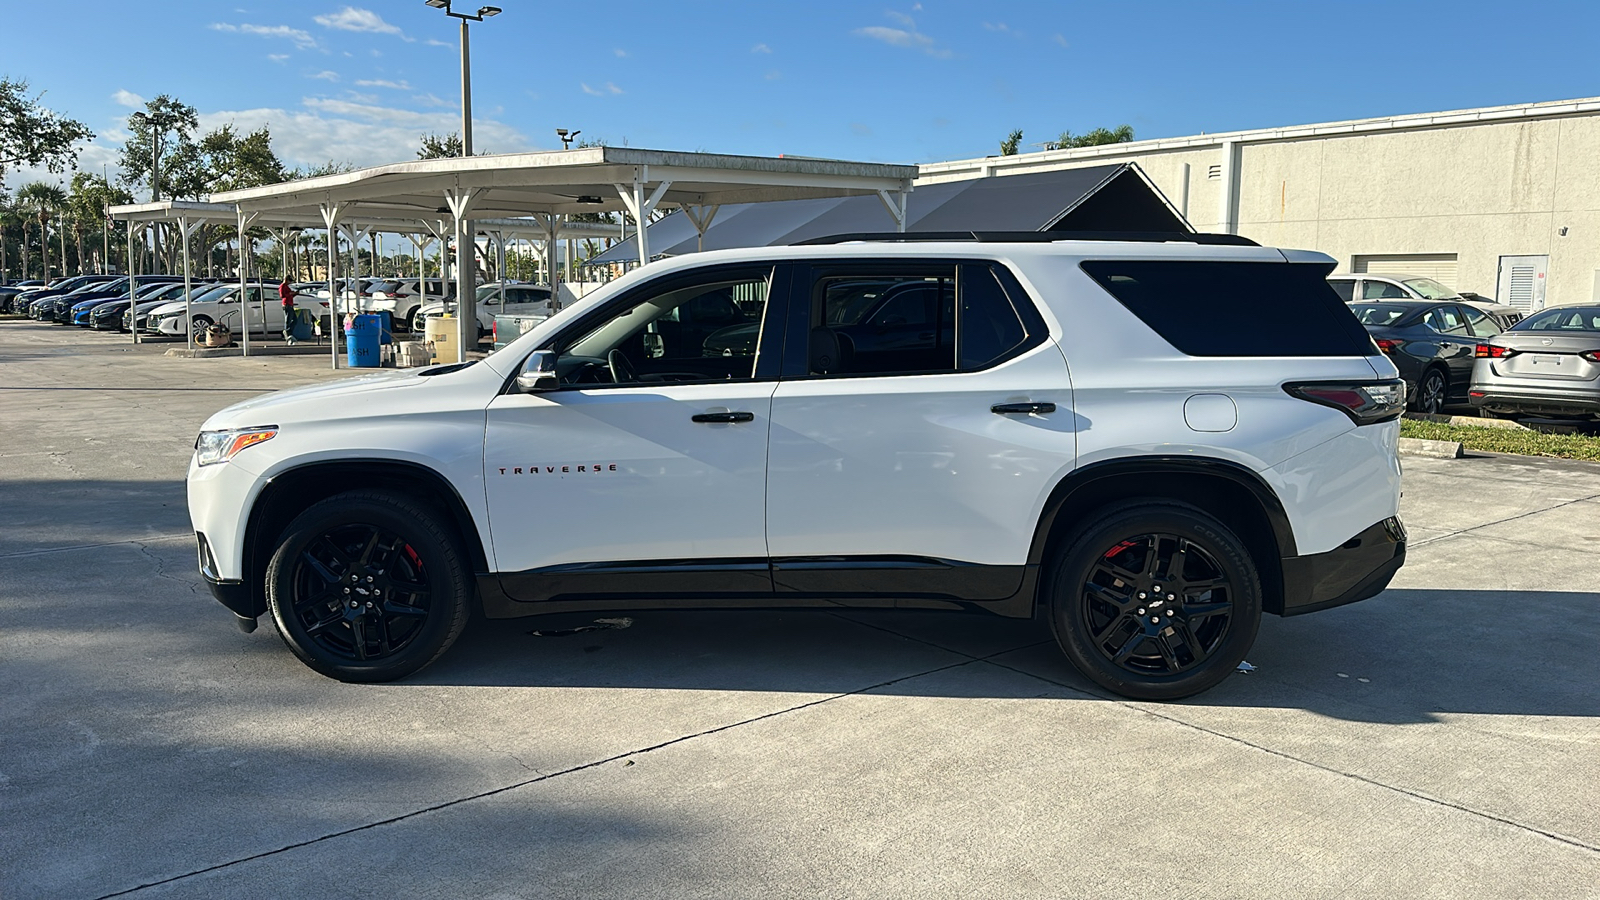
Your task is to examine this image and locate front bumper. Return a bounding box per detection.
[1278,516,1406,616]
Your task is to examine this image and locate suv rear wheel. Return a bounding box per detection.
[265,491,471,682]
[1048,501,1261,700]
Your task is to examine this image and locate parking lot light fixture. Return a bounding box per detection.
[423,0,501,157]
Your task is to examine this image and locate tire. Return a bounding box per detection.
[1415,368,1447,414]
[400,306,419,332]
[1047,501,1262,701]
[265,490,472,682]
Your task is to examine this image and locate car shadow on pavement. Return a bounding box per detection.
[411,587,1599,725]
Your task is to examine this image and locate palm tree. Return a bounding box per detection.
[0,199,19,281]
[16,182,67,281]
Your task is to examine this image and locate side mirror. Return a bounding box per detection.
[515,350,560,393]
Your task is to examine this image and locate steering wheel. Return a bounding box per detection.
[607,349,638,385]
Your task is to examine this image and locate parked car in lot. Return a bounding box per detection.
[412,282,551,335]
[1349,300,1504,413]
[359,278,454,331]
[91,280,196,331]
[64,276,185,326]
[1470,305,1600,423]
[34,279,126,322]
[145,282,327,338]
[189,233,1406,700]
[1329,274,1523,329]
[491,312,549,351]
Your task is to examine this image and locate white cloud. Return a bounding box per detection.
[344,91,380,104]
[1052,33,1069,48]
[309,70,341,82]
[210,22,318,50]
[314,7,412,40]
[426,38,451,48]
[853,18,951,58]
[412,93,452,108]
[614,48,628,57]
[202,100,534,169]
[764,70,782,80]
[356,79,412,90]
[112,89,146,109]
[268,53,290,62]
[581,82,624,96]
[751,43,772,54]
[886,10,916,27]
[850,123,873,136]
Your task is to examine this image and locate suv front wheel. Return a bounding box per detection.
[1048,502,1261,700]
[265,491,471,682]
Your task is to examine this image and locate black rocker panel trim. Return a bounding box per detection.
[772,555,1023,600]
[481,555,1034,618]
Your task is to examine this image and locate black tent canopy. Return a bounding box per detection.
[588,162,1189,264]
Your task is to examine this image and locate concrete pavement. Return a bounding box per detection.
[2,320,1596,898]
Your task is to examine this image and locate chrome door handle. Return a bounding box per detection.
[991,402,1056,415]
[692,411,755,424]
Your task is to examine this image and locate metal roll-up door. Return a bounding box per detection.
[1352,254,1460,288]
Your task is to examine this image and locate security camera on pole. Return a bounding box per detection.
[424,0,501,356]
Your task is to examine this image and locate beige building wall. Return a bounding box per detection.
[919,98,1600,309]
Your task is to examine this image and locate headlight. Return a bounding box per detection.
[195,427,278,466]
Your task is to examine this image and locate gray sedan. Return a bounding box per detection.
[1470,306,1600,422]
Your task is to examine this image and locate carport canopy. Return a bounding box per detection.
[206,146,917,357]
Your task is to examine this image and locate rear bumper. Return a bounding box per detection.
[1278,516,1406,616]
[1470,384,1600,418]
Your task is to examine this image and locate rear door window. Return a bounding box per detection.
[1328,280,1355,302]
[1460,306,1501,337]
[1080,260,1376,357]
[1361,279,1408,300]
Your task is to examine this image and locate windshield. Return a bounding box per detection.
[1401,278,1459,300]
[1349,304,1408,326]
[1514,307,1600,332]
[189,284,236,304]
[476,284,506,302]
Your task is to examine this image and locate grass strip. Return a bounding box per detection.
[1400,419,1600,461]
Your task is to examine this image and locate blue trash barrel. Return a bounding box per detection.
[289,308,315,341]
[345,313,382,367]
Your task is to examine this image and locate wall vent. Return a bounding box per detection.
[1207,164,1222,180]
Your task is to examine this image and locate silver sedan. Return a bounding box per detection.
[1470,305,1600,422]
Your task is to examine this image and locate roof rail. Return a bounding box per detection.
[792,231,1260,247]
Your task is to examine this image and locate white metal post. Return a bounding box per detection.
[237,210,258,357]
[178,215,194,353]
[127,220,138,346]
[320,202,342,370]
[459,17,473,157]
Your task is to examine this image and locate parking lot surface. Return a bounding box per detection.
[2,320,1597,899]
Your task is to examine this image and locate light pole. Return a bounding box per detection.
[423,0,501,157]
[556,128,581,150]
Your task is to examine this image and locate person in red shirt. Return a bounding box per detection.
[279,278,298,343]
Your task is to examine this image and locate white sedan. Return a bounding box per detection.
[411,282,552,334]
[145,284,330,337]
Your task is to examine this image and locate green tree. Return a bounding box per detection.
[16,181,67,280]
[292,160,357,179]
[117,95,200,202]
[0,78,93,178]
[417,131,488,159]
[999,129,1023,156]
[1047,124,1135,150]
[68,172,133,275]
[0,193,20,280]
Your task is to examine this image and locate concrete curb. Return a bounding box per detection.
[1403,412,1530,431]
[165,344,332,358]
[1398,437,1465,459]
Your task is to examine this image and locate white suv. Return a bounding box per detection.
[189,233,1407,700]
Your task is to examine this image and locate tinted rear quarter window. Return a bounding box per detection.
[1081,260,1376,357]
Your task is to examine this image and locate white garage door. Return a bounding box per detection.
[1352,254,1459,288]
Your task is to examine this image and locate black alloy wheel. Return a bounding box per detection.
[266,491,471,682]
[1049,502,1261,700]
[1416,369,1448,414]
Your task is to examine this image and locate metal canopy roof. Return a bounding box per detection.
[207,146,917,221]
[588,163,1189,263]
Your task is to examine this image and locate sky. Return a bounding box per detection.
[5,0,1600,192]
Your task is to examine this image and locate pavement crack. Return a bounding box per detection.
[977,657,1600,857]
[0,533,194,561]
[90,653,993,898]
[133,540,202,597]
[1410,490,1600,548]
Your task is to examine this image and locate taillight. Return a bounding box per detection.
[1374,338,1404,354]
[1284,380,1406,425]
[1475,344,1519,359]
[1581,350,1600,363]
